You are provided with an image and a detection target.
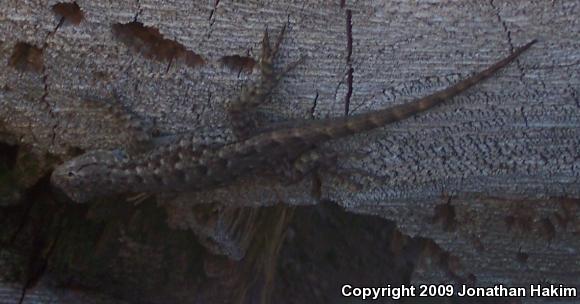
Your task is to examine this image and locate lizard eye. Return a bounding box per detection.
[67,172,75,177]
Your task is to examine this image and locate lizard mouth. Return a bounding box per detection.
[50,167,87,203]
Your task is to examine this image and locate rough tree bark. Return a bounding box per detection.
[1,0,579,303]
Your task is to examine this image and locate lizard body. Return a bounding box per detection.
[51,38,536,203]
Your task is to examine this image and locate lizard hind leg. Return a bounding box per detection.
[275,150,333,201]
[259,24,285,79]
[283,150,369,199]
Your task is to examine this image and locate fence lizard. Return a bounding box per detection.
[50,27,535,261]
[51,36,536,203]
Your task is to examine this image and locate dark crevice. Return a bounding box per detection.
[344,70,354,116]
[0,142,19,170]
[274,202,425,302]
[274,202,479,302]
[8,174,53,245]
[2,180,529,303]
[112,22,205,69]
[20,217,63,304]
[2,188,208,303]
[5,173,70,304]
[309,91,319,119]
[8,42,43,73]
[51,2,84,25]
[206,0,221,40]
[344,9,354,116]
[208,0,220,21]
[7,197,36,245]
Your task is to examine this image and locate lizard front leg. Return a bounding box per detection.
[227,24,304,139]
[189,203,259,261]
[192,25,302,259]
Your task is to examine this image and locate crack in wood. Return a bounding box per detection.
[489,0,529,82]
[344,9,353,116]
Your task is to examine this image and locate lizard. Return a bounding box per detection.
[50,34,536,204]
[50,26,535,264]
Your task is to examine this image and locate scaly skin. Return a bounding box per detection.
[51,39,536,203]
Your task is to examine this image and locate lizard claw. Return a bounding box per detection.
[276,54,306,81]
[261,24,286,65]
[271,23,286,57]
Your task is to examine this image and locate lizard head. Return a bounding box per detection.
[51,150,123,203]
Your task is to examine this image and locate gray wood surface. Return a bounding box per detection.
[1,0,579,302]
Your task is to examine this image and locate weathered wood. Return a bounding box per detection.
[1,0,580,302]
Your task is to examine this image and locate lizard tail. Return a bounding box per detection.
[298,40,536,140]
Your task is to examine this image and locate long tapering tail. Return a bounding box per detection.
[294,40,537,141]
